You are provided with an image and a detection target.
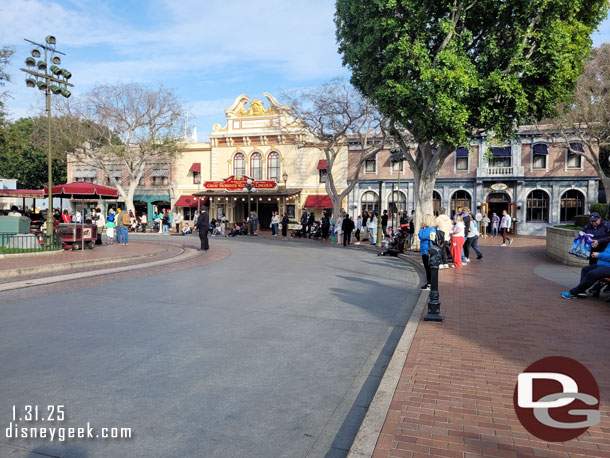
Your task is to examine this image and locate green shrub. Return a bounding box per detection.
[589,203,608,218]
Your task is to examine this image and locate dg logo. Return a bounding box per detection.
[513,356,600,442]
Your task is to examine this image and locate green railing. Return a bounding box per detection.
[0,231,62,254]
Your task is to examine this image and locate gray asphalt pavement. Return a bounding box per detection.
[0,236,421,458]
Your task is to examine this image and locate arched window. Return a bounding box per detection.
[560,189,585,222]
[450,190,471,217]
[388,191,406,214]
[433,191,442,215]
[267,152,280,181]
[233,153,245,177]
[361,191,379,214]
[526,190,549,222]
[250,152,262,180]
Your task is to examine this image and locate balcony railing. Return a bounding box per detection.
[487,167,514,176]
[476,165,524,179]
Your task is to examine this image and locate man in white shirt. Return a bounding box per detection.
[500,209,513,246]
[8,206,21,216]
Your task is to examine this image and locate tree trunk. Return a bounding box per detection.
[125,184,137,214]
[411,173,437,251]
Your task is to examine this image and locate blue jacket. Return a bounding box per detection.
[596,242,610,267]
[418,227,436,255]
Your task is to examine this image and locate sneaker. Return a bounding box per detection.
[443,264,449,268]
[450,264,455,268]
[438,265,446,269]
[420,284,431,290]
[509,238,514,245]
[500,243,507,247]
[477,255,483,259]
[576,293,588,299]
[561,292,573,299]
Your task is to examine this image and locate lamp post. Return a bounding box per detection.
[282,171,288,216]
[243,178,255,235]
[390,147,406,234]
[21,36,73,237]
[194,174,202,215]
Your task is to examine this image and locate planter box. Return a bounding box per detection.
[545,226,588,267]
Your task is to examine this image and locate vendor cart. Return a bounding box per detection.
[58,223,97,250]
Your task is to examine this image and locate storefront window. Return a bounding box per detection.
[388,191,406,213]
[233,153,245,177]
[361,191,379,214]
[250,153,262,180]
[526,190,549,222]
[268,152,280,181]
[433,191,442,215]
[560,189,584,222]
[450,190,471,216]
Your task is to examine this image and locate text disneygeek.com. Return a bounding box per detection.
[4,405,132,442]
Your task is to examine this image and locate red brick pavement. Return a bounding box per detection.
[372,236,610,458]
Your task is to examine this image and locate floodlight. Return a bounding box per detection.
[60,69,72,80]
[45,35,56,45]
[50,65,62,75]
[31,49,41,58]
[50,85,61,95]
[25,57,36,67]
[51,56,61,65]
[37,81,48,90]
[37,61,47,71]
[25,78,36,88]
[60,88,71,98]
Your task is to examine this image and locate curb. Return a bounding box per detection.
[347,251,428,458]
[0,246,168,279]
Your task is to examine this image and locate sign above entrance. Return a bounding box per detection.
[490,183,508,192]
[204,175,277,191]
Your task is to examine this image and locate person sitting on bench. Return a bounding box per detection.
[562,241,610,299]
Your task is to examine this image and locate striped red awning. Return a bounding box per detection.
[189,163,201,173]
[304,195,332,208]
[317,160,327,170]
[174,195,208,207]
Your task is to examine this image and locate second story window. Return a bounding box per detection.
[319,169,327,183]
[455,147,468,171]
[532,144,548,169]
[152,176,168,186]
[365,155,377,173]
[192,171,201,185]
[233,153,245,177]
[268,152,280,181]
[250,152,262,180]
[489,147,511,168]
[567,143,583,168]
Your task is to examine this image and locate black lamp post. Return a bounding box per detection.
[243,178,255,235]
[20,35,73,237]
[424,244,444,322]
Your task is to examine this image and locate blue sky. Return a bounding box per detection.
[1,0,610,141]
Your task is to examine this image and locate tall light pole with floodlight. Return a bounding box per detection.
[20,35,73,237]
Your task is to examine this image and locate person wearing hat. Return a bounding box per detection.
[582,212,610,266]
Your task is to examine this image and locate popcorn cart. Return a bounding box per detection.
[58,223,98,250]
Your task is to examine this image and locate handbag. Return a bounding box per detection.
[569,232,593,259]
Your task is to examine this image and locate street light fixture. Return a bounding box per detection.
[20,35,74,237]
[242,178,256,235]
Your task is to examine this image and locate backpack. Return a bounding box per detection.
[122,212,131,225]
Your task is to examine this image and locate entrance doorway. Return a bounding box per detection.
[258,202,279,231]
[485,191,511,218]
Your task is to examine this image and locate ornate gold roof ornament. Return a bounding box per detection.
[239,99,274,117]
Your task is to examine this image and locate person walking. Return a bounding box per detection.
[174,211,182,233]
[94,207,105,245]
[435,207,452,269]
[355,215,362,243]
[369,211,378,244]
[342,215,354,246]
[500,209,513,246]
[466,217,483,260]
[162,210,170,233]
[321,212,330,240]
[418,214,437,289]
[281,213,289,237]
[195,209,210,251]
[462,208,473,262]
[362,211,369,241]
[251,212,259,235]
[491,212,500,238]
[450,214,465,268]
[307,211,315,238]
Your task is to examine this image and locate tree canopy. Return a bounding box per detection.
[0,46,14,122]
[336,0,608,146]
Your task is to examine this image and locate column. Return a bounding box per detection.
[147,201,154,227]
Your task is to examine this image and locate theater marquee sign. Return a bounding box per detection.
[204,176,277,191]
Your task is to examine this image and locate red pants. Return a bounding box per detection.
[451,236,464,268]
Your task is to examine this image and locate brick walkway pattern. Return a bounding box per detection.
[373,237,610,458]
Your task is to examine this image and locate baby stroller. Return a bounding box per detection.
[291,224,307,238]
[310,221,323,239]
[378,231,405,257]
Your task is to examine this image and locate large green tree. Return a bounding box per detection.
[336,0,608,229]
[0,46,14,122]
[0,117,67,189]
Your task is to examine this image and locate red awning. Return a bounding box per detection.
[174,195,208,207]
[304,195,332,208]
[44,182,118,199]
[189,163,201,173]
[0,189,44,198]
[317,160,327,170]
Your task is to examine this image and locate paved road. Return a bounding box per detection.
[0,236,421,458]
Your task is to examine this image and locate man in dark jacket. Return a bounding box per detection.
[583,212,610,265]
[342,215,355,246]
[281,214,289,237]
[195,209,210,251]
[381,210,388,239]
